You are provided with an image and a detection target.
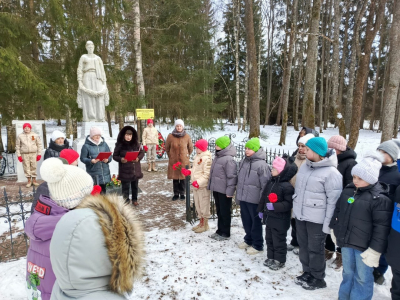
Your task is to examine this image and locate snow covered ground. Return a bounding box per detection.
[0,218,392,300]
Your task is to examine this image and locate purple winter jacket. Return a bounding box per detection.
[25,195,69,300]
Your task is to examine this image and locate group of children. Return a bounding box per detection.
[184,129,400,299]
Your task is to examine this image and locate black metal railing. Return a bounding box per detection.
[0,186,34,262]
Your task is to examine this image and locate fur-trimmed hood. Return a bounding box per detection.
[50,195,145,299]
[116,125,139,146]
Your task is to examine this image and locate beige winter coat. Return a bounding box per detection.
[16,132,42,156]
[142,127,158,145]
[190,150,212,188]
[289,153,307,187]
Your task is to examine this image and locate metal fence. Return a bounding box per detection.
[0,187,34,262]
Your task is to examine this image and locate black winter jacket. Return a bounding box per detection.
[44,139,71,160]
[113,126,144,182]
[257,160,297,225]
[379,164,400,202]
[80,136,112,185]
[330,182,392,253]
[337,147,357,188]
[386,185,400,270]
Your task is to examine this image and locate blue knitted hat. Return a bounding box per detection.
[306,137,328,157]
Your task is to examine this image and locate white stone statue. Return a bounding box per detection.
[77,41,109,122]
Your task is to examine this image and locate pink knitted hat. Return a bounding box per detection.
[328,135,347,152]
[90,126,102,137]
[272,156,286,174]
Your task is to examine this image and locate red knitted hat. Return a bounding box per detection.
[195,139,208,152]
[147,119,153,125]
[23,123,32,129]
[328,135,347,152]
[60,149,79,165]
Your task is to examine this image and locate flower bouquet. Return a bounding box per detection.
[106,175,122,195]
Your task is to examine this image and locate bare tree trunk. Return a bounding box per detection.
[323,0,332,130]
[6,125,16,153]
[114,20,124,130]
[348,0,387,149]
[379,58,390,131]
[360,78,368,129]
[393,89,400,138]
[338,4,350,114]
[302,0,322,129]
[293,38,303,131]
[319,5,326,133]
[381,0,400,142]
[242,57,249,131]
[0,120,3,152]
[65,106,73,137]
[265,0,275,126]
[72,119,78,139]
[331,0,346,136]
[279,0,298,145]
[370,34,383,131]
[234,0,241,130]
[107,110,113,138]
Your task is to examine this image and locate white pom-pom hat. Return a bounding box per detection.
[51,130,66,142]
[40,158,93,209]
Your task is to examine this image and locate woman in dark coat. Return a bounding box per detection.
[113,126,144,206]
[80,126,112,194]
[44,130,71,160]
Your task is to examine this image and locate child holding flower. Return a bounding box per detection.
[181,139,212,233]
[257,156,297,270]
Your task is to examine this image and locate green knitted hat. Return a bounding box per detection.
[215,136,231,149]
[245,138,260,152]
[306,137,328,157]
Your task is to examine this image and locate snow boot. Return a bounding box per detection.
[238,242,251,249]
[263,258,274,267]
[192,219,202,231]
[172,195,179,201]
[147,163,152,172]
[269,260,285,271]
[152,162,158,172]
[246,247,263,255]
[295,272,312,286]
[302,276,327,290]
[26,178,32,188]
[195,218,209,233]
[32,178,39,187]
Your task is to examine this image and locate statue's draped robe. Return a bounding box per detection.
[77,54,109,122]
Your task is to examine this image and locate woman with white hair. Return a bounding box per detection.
[165,119,193,200]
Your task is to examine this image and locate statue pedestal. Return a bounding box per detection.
[12,120,46,182]
[73,121,119,180]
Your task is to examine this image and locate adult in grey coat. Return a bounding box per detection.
[236,138,271,254]
[208,136,238,240]
[80,132,112,194]
[293,137,342,290]
[50,195,144,300]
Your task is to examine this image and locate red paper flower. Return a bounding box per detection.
[91,185,102,195]
[268,193,278,203]
[181,169,191,176]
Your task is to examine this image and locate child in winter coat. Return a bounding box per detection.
[80,126,112,194]
[330,153,392,300]
[113,126,144,206]
[142,119,159,172]
[236,138,271,255]
[25,158,94,300]
[293,137,342,290]
[374,140,400,284]
[208,136,238,241]
[288,133,315,254]
[49,194,144,299]
[257,156,297,270]
[182,139,212,233]
[325,135,358,268]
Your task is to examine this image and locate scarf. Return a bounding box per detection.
[171,129,186,138]
[89,137,102,146]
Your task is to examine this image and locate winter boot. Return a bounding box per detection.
[295,272,312,286]
[330,252,342,270]
[32,178,39,187]
[325,249,334,261]
[238,242,251,249]
[147,163,152,172]
[246,247,263,255]
[152,162,158,172]
[302,276,327,290]
[192,219,202,231]
[172,195,179,201]
[269,260,285,271]
[195,218,209,233]
[26,178,32,188]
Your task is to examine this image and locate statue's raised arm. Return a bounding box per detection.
[77,41,109,122]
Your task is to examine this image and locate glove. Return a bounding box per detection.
[36,155,41,161]
[330,229,337,245]
[360,247,381,268]
[266,203,274,210]
[192,181,200,189]
[18,156,23,163]
[181,169,191,176]
[144,145,148,152]
[258,212,263,219]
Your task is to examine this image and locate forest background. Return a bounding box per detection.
[1,0,400,151]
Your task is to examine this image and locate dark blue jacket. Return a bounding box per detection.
[80,136,112,185]
[379,164,400,202]
[386,185,400,270]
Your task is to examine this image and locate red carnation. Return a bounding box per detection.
[268,193,278,203]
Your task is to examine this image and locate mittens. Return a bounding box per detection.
[266,203,274,210]
[330,229,337,244]
[192,181,199,189]
[18,156,23,163]
[258,212,263,219]
[181,169,191,176]
[36,155,41,161]
[360,248,381,268]
[144,145,148,152]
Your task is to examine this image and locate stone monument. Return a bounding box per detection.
[73,41,118,177]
